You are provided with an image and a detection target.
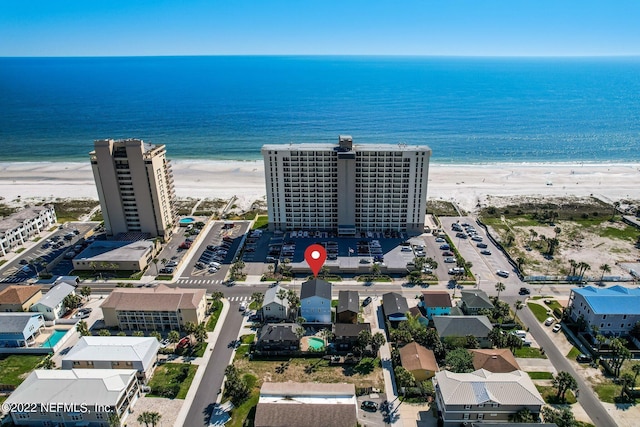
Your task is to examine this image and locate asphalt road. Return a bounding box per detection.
[519,304,617,427]
[184,300,245,427]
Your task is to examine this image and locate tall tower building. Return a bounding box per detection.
[262,136,431,234]
[90,138,176,238]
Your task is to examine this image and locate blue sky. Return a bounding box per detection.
[1,0,639,56]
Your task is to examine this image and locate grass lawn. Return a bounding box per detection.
[252,215,269,230]
[535,385,577,404]
[514,347,547,359]
[249,300,259,310]
[226,387,260,427]
[527,302,549,322]
[527,371,554,380]
[567,346,582,359]
[0,355,45,386]
[187,342,207,358]
[240,334,255,345]
[357,275,393,282]
[593,382,623,404]
[147,363,197,399]
[206,300,223,332]
[545,300,563,312]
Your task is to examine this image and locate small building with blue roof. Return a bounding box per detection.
[568,285,640,337]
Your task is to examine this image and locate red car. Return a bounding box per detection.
[176,337,190,350]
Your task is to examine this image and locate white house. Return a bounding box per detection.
[568,285,640,337]
[260,285,289,321]
[5,369,140,426]
[300,279,332,324]
[30,282,76,321]
[0,313,45,348]
[61,336,160,382]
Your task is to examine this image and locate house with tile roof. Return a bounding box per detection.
[101,285,206,331]
[470,349,520,373]
[420,291,453,319]
[399,342,439,381]
[5,369,140,426]
[459,290,494,315]
[300,279,332,323]
[433,315,493,348]
[260,285,289,321]
[30,282,75,321]
[255,382,357,427]
[0,285,42,312]
[337,290,359,324]
[255,323,303,355]
[61,336,160,382]
[433,369,544,426]
[568,285,640,337]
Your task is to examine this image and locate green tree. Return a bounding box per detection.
[152,258,159,275]
[80,286,92,300]
[599,263,611,282]
[612,201,620,220]
[224,365,250,405]
[63,294,82,310]
[107,412,121,427]
[117,331,127,337]
[553,371,578,402]
[516,256,525,272]
[495,282,505,300]
[464,335,479,349]
[40,355,56,369]
[132,330,144,337]
[489,327,507,348]
[211,291,224,301]
[168,330,180,344]
[76,320,90,336]
[184,321,197,343]
[357,329,373,351]
[137,411,162,427]
[620,372,635,397]
[610,337,632,377]
[251,292,264,306]
[510,408,535,423]
[394,366,416,388]
[445,348,474,373]
[371,332,386,353]
[150,331,162,341]
[541,406,576,427]
[98,329,112,336]
[631,363,640,387]
[194,323,207,343]
[514,300,524,321]
[506,333,523,352]
[371,263,381,278]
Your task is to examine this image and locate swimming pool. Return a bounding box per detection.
[179,217,195,225]
[307,337,325,351]
[40,329,68,348]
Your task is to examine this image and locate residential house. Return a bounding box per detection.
[0,205,56,257]
[5,369,140,426]
[260,285,289,321]
[420,291,453,320]
[300,278,332,323]
[470,349,520,373]
[30,282,76,321]
[254,382,357,427]
[459,290,494,315]
[0,313,45,347]
[255,323,302,355]
[399,342,439,381]
[337,290,359,324]
[333,323,371,351]
[382,292,409,326]
[0,285,42,312]
[101,285,207,331]
[433,315,493,348]
[434,369,544,426]
[61,336,160,382]
[568,285,640,337]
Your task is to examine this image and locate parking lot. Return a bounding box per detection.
[0,222,97,284]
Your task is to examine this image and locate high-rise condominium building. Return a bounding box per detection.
[262,136,431,234]
[90,138,176,238]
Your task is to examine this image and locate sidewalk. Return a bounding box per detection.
[173,298,231,427]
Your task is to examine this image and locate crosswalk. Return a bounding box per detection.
[0,276,27,283]
[227,296,251,302]
[176,278,224,285]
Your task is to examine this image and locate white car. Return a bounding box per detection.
[239,302,247,312]
[496,270,510,278]
[552,324,562,333]
[471,235,483,242]
[544,317,555,326]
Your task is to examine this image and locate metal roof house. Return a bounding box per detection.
[30,282,76,321]
[568,285,640,337]
[300,279,332,324]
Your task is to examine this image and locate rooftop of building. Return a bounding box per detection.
[0,312,44,334]
[399,342,439,373]
[101,284,205,312]
[34,282,75,309]
[0,205,54,234]
[337,290,359,314]
[75,240,155,262]
[300,278,332,300]
[470,348,520,373]
[61,336,160,364]
[572,285,640,314]
[421,290,453,308]
[0,285,42,305]
[433,315,493,337]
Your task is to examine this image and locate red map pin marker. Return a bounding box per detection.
[304,244,327,277]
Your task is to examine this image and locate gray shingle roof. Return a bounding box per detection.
[33,283,75,309]
[382,292,409,317]
[333,323,371,338]
[263,285,287,307]
[337,290,359,314]
[460,290,494,310]
[433,315,493,338]
[0,313,43,333]
[300,279,331,301]
[258,323,300,343]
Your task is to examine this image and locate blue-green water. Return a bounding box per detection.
[1,56,639,163]
[40,329,67,348]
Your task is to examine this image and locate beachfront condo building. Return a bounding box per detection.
[90,138,176,238]
[262,136,431,234]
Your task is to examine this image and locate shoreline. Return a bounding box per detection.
[1,160,639,213]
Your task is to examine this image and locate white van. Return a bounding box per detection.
[209,261,221,268]
[513,330,527,339]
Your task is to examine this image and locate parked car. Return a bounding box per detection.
[176,337,190,350]
[435,237,445,243]
[160,339,170,348]
[361,401,378,412]
[544,317,555,326]
[442,251,454,256]
[471,235,483,242]
[439,244,450,250]
[496,270,510,278]
[576,353,593,363]
[519,287,531,295]
[239,302,247,312]
[444,257,456,263]
[480,250,492,255]
[552,324,562,333]
[362,296,372,307]
[476,243,488,248]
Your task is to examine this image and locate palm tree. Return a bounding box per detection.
[251,292,264,306]
[495,282,506,300]
[553,371,578,402]
[76,320,90,336]
[80,286,92,300]
[371,263,381,278]
[98,329,111,336]
[612,201,620,220]
[554,227,561,239]
[600,263,611,282]
[631,363,640,387]
[152,258,159,275]
[578,262,591,281]
[137,411,162,427]
[568,259,578,277]
[107,412,121,427]
[528,229,537,245]
[516,257,525,273]
[514,300,524,321]
[168,330,180,345]
[194,323,207,343]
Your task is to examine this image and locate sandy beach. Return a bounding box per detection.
[1,161,639,212]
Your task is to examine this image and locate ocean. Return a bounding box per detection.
[0,56,639,163]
